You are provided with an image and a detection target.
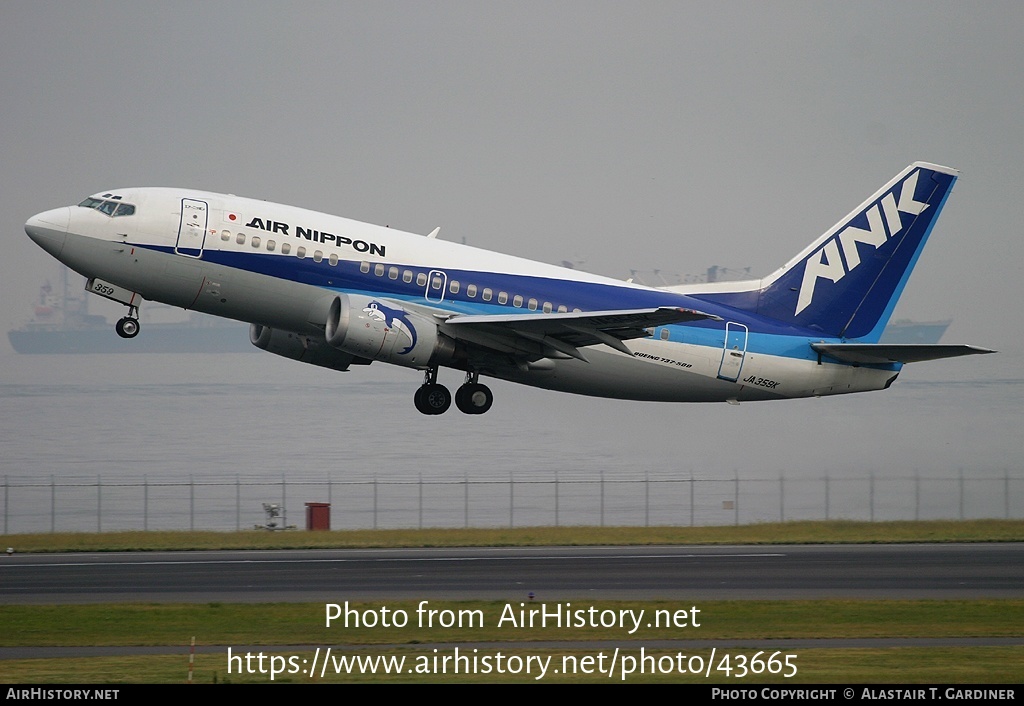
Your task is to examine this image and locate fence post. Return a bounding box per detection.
[552,471,561,524]
[97,474,102,533]
[3,475,7,535]
[190,474,195,532]
[779,473,785,523]
[645,470,650,527]
[689,472,694,527]
[51,475,56,534]
[236,474,240,531]
[1006,471,1011,519]
[824,473,830,520]
[734,471,739,526]
[869,473,874,522]
[282,474,288,530]
[914,471,920,522]
[959,468,964,520]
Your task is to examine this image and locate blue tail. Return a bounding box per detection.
[691,162,958,341]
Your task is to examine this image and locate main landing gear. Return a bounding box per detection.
[115,306,141,339]
[414,368,493,416]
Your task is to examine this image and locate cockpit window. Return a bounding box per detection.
[78,197,136,217]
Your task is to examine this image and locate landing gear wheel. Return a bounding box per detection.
[455,383,493,415]
[115,317,140,339]
[414,383,451,415]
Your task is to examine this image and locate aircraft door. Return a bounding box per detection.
[424,269,447,303]
[175,198,208,258]
[717,322,748,381]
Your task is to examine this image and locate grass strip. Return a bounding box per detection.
[1,647,1020,683]
[2,600,1022,647]
[2,520,1023,553]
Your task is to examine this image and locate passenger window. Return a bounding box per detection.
[403,270,413,283]
[281,242,291,255]
[449,281,460,294]
[498,292,508,304]
[297,246,306,259]
[467,284,477,298]
[527,298,538,311]
[267,240,276,252]
[513,295,523,307]
[542,302,552,313]
[374,263,385,276]
[416,273,427,286]
[431,276,443,290]
[660,328,670,340]
[573,308,582,313]
[251,236,261,248]
[482,288,492,301]
[557,305,567,313]
[221,230,231,241]
[329,253,339,266]
[313,250,323,262]
[388,266,399,280]
[360,261,370,273]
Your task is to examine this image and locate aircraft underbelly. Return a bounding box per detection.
[496,346,741,402]
[497,344,895,402]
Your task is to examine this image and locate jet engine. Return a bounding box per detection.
[249,324,363,372]
[324,293,456,368]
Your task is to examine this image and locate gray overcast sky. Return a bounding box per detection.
[4,2,1022,343]
[2,2,1021,475]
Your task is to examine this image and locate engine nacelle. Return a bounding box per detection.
[325,293,456,368]
[249,324,362,372]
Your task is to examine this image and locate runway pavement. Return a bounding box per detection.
[1,543,1021,604]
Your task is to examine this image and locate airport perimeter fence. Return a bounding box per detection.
[1,470,1021,535]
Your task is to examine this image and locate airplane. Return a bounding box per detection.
[24,161,993,415]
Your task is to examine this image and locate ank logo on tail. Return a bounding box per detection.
[795,169,930,315]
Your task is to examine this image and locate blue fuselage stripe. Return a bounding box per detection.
[140,244,862,363]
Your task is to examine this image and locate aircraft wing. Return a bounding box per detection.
[810,343,996,365]
[441,306,720,362]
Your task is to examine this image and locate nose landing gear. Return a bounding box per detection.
[115,306,141,339]
[86,279,143,340]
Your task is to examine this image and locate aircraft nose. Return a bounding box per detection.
[25,207,70,257]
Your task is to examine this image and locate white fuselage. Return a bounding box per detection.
[25,187,901,408]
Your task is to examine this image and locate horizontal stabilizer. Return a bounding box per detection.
[810,343,996,365]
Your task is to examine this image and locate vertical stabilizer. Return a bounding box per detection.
[692,163,958,341]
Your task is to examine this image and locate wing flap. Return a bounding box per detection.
[442,306,719,361]
[811,343,996,365]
